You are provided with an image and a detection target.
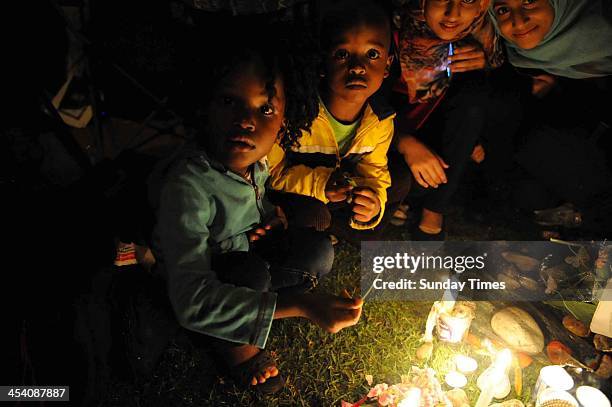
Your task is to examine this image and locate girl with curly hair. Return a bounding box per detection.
[152,23,363,393]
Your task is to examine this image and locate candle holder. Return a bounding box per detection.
[534,366,575,407]
[435,302,475,343]
[536,389,578,407]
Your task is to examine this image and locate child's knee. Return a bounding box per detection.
[281,194,332,231]
[212,252,271,291]
[300,230,335,278]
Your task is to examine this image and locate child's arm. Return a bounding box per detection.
[274,293,363,333]
[158,171,276,348]
[351,119,395,229]
[397,133,449,189]
[267,142,335,203]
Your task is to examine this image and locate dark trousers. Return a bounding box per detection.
[189,226,334,352]
[268,158,411,246]
[404,72,490,214]
[213,227,334,295]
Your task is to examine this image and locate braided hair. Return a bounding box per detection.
[185,20,319,150]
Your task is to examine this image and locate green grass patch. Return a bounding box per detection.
[109,240,542,406]
[106,195,547,406]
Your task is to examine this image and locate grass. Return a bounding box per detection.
[105,188,548,406]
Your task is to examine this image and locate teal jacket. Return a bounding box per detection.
[152,145,277,348]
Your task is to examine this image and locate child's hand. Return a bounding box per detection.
[531,74,556,98]
[325,177,354,202]
[449,44,486,73]
[351,187,381,223]
[398,136,449,189]
[470,144,485,164]
[248,206,288,242]
[302,293,363,333]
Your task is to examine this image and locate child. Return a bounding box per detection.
[152,25,363,393]
[392,0,504,239]
[488,1,612,236]
[490,0,612,79]
[267,0,402,242]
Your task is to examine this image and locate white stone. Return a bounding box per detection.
[491,307,544,355]
[454,355,478,374]
[445,371,467,388]
[576,386,611,407]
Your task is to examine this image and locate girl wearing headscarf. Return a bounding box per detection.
[487,0,612,238]
[391,0,504,239]
[490,0,612,79]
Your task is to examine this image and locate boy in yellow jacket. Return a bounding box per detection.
[268,0,401,236]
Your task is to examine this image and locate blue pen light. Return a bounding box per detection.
[446,42,454,77]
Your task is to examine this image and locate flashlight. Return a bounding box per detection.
[447,42,454,78]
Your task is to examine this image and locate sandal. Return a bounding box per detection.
[227,349,285,394]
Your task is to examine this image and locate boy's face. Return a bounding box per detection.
[205,61,286,174]
[323,22,392,106]
[492,0,554,49]
[424,0,482,41]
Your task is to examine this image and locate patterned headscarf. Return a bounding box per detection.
[490,0,612,79]
[395,0,504,103]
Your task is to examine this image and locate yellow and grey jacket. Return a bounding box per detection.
[268,97,395,229]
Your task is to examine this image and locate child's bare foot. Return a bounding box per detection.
[224,345,282,391]
[419,208,443,234]
[412,208,446,240]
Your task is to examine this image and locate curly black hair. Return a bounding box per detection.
[184,19,320,151]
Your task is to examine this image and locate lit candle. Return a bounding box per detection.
[445,371,467,388]
[454,355,478,374]
[575,386,611,407]
[475,349,512,407]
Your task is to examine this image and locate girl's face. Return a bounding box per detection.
[424,0,483,41]
[205,60,286,175]
[492,0,555,49]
